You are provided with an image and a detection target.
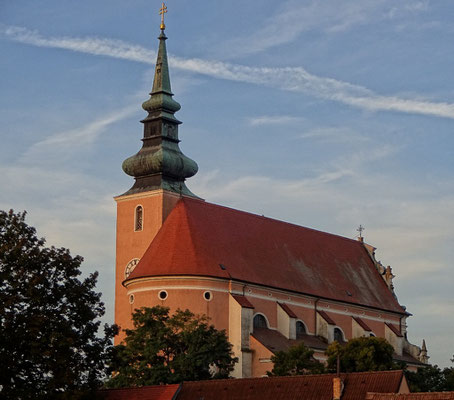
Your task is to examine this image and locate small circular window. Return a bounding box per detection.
[203,291,212,301]
[129,294,135,304]
[158,290,168,300]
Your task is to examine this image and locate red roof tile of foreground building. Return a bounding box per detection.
[126,197,405,314]
[366,393,454,400]
[177,370,406,400]
[99,384,180,400]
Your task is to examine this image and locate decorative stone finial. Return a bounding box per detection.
[383,266,395,291]
[121,10,199,197]
[419,339,429,364]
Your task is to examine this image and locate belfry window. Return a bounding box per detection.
[296,321,306,338]
[253,314,268,330]
[135,205,143,231]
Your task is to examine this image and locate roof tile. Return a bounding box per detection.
[366,393,454,400]
[278,302,297,318]
[353,316,372,331]
[177,370,405,400]
[386,323,403,337]
[99,384,180,400]
[252,327,328,352]
[232,294,254,309]
[318,310,336,325]
[127,198,404,314]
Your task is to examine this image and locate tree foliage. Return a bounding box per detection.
[325,337,396,373]
[0,210,116,400]
[267,342,325,376]
[106,306,237,388]
[405,364,454,392]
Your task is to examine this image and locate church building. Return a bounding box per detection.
[114,9,428,378]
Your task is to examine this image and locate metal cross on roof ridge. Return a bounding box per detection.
[159,2,168,30]
[357,224,365,238]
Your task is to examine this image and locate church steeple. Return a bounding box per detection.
[122,4,198,197]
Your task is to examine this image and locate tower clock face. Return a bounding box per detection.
[124,258,140,279]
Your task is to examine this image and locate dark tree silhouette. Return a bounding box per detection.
[0,210,116,400]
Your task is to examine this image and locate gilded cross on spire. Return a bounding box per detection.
[160,2,168,30]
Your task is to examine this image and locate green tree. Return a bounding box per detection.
[0,210,116,400]
[444,366,454,391]
[325,336,396,373]
[267,342,325,376]
[405,365,446,392]
[405,364,454,392]
[106,306,237,387]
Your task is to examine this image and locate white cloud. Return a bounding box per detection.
[218,0,430,57]
[248,115,305,126]
[299,126,370,144]
[20,104,138,166]
[1,25,155,63]
[0,163,117,321]
[29,105,137,148]
[3,25,454,120]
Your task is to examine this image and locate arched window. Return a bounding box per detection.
[296,321,306,338]
[334,327,344,342]
[253,314,268,330]
[135,205,143,231]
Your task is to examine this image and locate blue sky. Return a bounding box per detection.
[1,0,453,367]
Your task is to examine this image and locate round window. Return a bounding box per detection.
[129,294,135,304]
[158,290,168,300]
[203,291,212,301]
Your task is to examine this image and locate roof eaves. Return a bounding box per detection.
[357,241,406,315]
[231,294,255,309]
[172,383,182,400]
[352,316,372,331]
[318,310,336,325]
[278,302,297,318]
[386,322,403,337]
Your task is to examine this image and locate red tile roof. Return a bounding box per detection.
[252,327,328,352]
[127,198,404,314]
[278,302,297,318]
[342,370,405,400]
[318,310,336,325]
[253,327,422,366]
[353,316,372,331]
[176,370,405,400]
[232,294,255,309]
[386,323,403,337]
[393,351,425,366]
[366,393,454,400]
[99,384,180,400]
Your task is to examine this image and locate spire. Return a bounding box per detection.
[122,4,198,197]
[419,339,429,364]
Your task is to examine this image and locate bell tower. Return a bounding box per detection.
[114,3,199,339]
